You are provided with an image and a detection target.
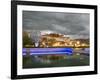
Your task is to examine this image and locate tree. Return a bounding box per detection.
[23,31,33,47]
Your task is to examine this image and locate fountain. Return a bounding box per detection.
[29,30,41,61]
[30,30,41,47]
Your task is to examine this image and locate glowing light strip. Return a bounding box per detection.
[30,52,72,55]
[23,48,73,55]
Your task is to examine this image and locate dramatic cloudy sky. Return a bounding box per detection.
[23,11,90,39]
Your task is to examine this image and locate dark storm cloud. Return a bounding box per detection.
[23,11,90,38]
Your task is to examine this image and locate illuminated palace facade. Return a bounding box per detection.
[23,31,89,48]
[39,33,89,48]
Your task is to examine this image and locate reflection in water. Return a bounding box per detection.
[23,48,89,68]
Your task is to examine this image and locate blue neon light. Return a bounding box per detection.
[23,48,73,55]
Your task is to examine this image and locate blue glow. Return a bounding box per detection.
[23,48,73,55]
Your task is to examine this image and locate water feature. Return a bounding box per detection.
[30,30,41,47]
